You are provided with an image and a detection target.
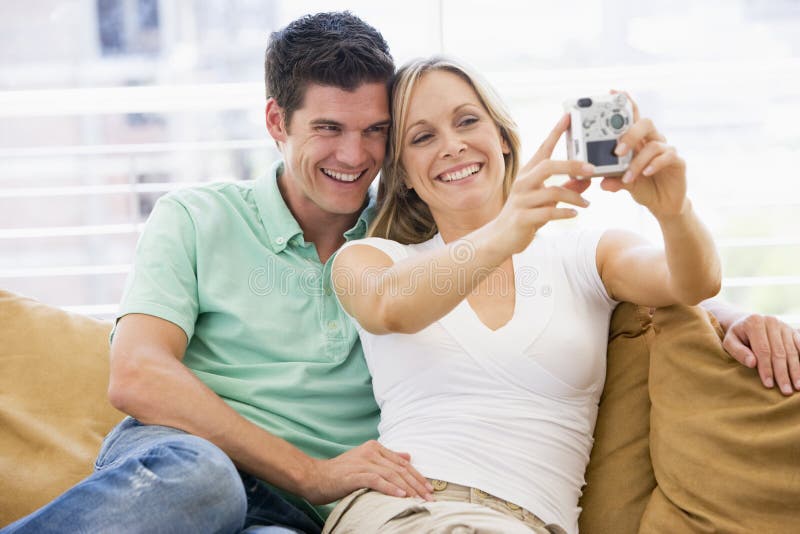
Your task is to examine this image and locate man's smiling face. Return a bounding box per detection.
[268,82,390,220]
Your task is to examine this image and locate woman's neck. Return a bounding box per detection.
[434,201,504,244]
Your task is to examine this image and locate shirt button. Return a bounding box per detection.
[327,320,338,330]
[275,236,285,245]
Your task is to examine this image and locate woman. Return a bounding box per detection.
[324,57,721,534]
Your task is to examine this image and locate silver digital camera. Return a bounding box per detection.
[563,93,633,177]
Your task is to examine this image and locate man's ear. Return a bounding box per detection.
[265,98,288,143]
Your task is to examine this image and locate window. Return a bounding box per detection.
[97,0,161,56]
[1,0,798,325]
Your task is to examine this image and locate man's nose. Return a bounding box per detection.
[337,132,368,167]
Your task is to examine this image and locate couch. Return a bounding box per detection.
[1,288,798,532]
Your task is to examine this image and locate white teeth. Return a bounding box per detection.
[322,168,361,182]
[439,164,481,182]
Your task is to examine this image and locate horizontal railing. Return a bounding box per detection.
[2,59,798,323]
[2,58,799,117]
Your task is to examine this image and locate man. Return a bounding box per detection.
[3,10,797,534]
[3,12,430,534]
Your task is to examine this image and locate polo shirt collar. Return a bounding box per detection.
[255,160,376,254]
[345,188,376,241]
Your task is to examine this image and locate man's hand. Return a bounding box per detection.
[300,440,433,505]
[722,313,800,396]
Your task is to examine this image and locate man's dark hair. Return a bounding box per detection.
[265,11,394,126]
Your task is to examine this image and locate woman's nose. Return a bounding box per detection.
[440,132,466,159]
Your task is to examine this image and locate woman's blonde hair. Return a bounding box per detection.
[369,56,521,244]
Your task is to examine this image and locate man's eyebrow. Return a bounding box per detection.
[308,119,391,129]
[309,119,344,127]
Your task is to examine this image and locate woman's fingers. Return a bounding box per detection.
[615,117,666,158]
[543,206,581,221]
[519,205,581,226]
[513,184,591,211]
[541,185,591,208]
[620,141,665,184]
[641,149,683,177]
[521,159,595,188]
[510,187,589,231]
[599,177,625,192]
[561,177,592,194]
[621,142,682,185]
[504,182,590,234]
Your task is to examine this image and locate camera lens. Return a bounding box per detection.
[609,113,625,130]
[577,98,592,108]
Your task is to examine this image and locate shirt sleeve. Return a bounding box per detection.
[337,237,410,263]
[561,228,618,309]
[112,195,200,342]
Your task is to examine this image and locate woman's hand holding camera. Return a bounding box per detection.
[497,90,692,261]
[601,92,689,220]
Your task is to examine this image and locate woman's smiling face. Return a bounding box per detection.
[400,69,510,226]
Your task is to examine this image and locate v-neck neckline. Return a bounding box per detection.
[433,233,555,361]
[462,251,521,333]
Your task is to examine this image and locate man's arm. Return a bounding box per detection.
[108,313,433,504]
[701,299,800,396]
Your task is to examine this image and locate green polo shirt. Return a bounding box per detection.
[116,160,379,520]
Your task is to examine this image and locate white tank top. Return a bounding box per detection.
[335,229,616,533]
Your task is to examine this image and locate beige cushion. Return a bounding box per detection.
[0,290,125,526]
[579,303,656,534]
[3,288,798,531]
[642,305,800,532]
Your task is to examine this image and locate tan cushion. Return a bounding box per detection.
[579,303,656,534]
[0,290,125,526]
[642,305,800,532]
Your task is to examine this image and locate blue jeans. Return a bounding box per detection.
[1,417,322,534]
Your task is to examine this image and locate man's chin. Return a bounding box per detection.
[329,203,367,216]
[315,195,365,216]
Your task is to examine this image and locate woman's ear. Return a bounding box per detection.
[265,99,288,143]
[501,133,511,155]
